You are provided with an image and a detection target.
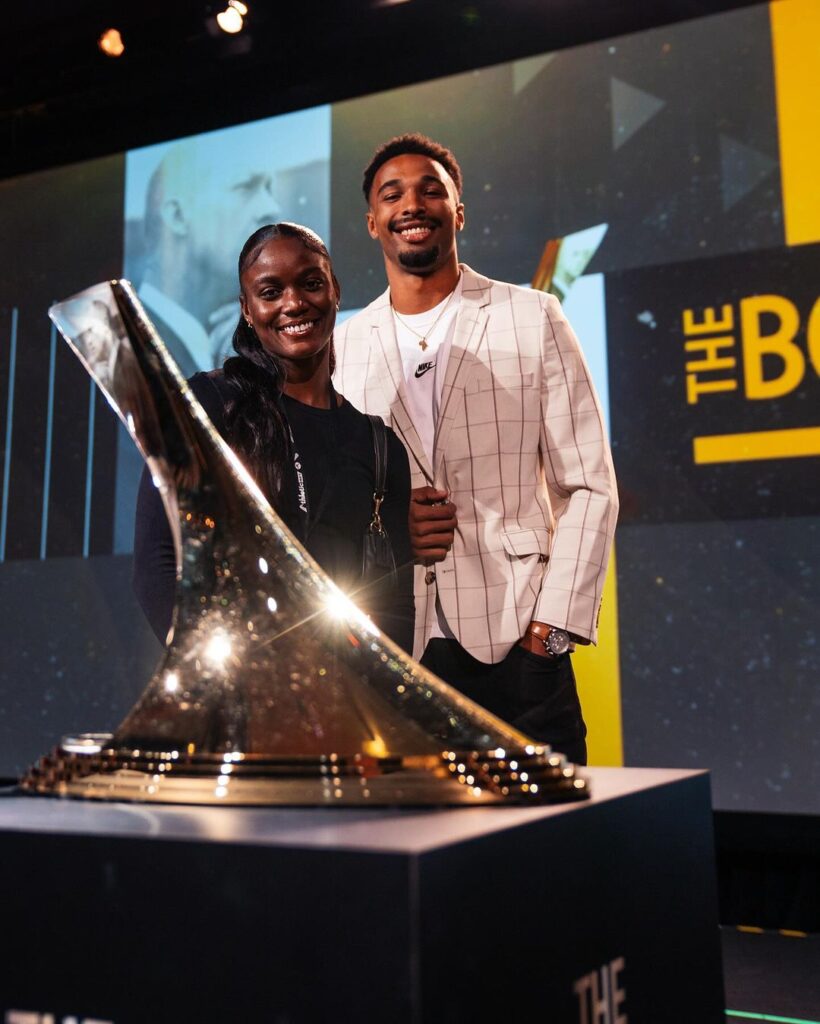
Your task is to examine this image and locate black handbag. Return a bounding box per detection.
[362,414,398,589]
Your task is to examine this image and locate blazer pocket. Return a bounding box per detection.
[466,372,534,394]
[500,527,551,558]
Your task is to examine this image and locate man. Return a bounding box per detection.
[334,134,618,764]
[138,137,283,375]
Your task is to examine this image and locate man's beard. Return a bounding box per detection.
[398,245,440,271]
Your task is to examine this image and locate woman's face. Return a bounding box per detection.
[240,236,339,367]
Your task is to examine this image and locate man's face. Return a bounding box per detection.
[188,160,283,295]
[366,153,464,276]
[82,322,111,363]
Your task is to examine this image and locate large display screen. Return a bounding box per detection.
[0,0,817,813]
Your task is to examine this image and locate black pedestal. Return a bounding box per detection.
[0,767,724,1023]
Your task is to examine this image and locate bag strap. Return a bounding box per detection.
[367,415,388,496]
[366,414,389,530]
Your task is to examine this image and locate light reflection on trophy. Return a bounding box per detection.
[21,281,589,806]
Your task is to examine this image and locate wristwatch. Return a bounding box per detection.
[527,624,573,658]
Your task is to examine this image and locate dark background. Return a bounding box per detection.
[2,0,763,180]
[0,158,124,561]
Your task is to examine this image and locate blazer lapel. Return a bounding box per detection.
[368,289,434,482]
[433,265,491,484]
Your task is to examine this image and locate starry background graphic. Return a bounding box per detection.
[617,518,819,810]
[330,4,782,305]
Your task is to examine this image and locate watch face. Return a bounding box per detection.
[547,629,571,656]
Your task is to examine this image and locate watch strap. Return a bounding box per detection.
[524,624,575,657]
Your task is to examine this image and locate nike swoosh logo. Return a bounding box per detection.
[415,361,435,379]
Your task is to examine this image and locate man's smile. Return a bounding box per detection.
[392,219,439,243]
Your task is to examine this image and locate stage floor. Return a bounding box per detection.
[722,926,820,1023]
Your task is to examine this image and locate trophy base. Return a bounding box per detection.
[20,734,590,807]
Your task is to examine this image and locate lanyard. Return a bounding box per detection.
[281,381,339,543]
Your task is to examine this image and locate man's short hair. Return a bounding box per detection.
[362,133,463,202]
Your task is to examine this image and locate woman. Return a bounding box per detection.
[133,222,414,650]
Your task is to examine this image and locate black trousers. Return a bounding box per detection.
[421,638,588,766]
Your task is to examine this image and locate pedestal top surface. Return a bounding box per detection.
[0,767,708,854]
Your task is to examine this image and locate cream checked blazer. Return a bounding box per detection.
[334,265,619,663]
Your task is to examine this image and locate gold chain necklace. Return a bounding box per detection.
[392,288,457,352]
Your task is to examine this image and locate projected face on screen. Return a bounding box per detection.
[146,147,283,308]
[124,107,331,374]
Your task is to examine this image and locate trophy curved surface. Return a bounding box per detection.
[22,280,589,806]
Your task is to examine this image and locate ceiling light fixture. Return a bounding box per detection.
[98,28,125,57]
[216,1,248,34]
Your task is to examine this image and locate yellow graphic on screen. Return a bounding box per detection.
[771,0,820,247]
[694,426,820,464]
[677,0,820,468]
[683,293,820,464]
[533,229,623,766]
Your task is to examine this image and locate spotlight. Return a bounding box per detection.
[98,28,125,57]
[216,1,248,34]
[323,589,359,622]
[323,588,378,635]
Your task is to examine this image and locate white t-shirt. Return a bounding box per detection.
[391,275,463,466]
[392,276,463,642]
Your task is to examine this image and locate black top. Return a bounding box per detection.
[133,370,415,651]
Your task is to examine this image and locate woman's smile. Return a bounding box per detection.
[279,318,320,338]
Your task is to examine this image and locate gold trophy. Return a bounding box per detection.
[22,281,589,806]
